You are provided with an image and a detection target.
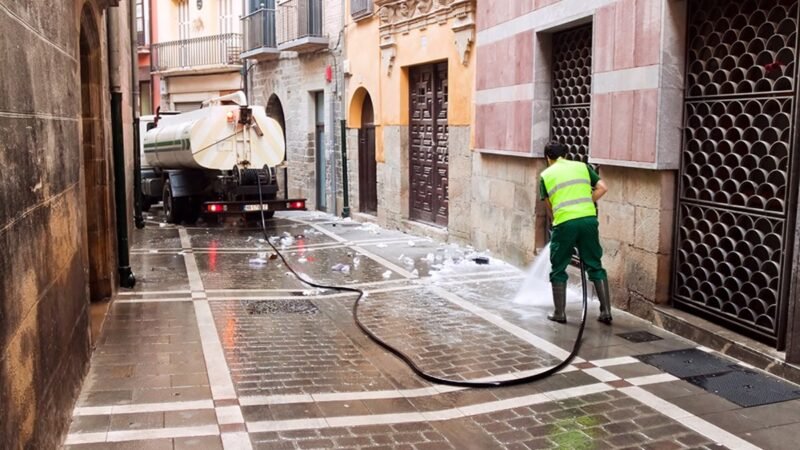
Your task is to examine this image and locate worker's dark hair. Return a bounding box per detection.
[544,141,568,160]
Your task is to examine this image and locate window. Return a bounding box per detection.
[351,0,373,18]
[135,0,147,46]
[219,0,239,35]
[178,0,190,40]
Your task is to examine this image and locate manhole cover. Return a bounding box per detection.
[246,300,319,315]
[617,331,663,343]
[687,369,800,408]
[637,348,737,378]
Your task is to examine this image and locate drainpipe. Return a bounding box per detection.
[132,0,145,230]
[107,7,136,288]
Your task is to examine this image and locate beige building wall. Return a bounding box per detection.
[154,0,244,110]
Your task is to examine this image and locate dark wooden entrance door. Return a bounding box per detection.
[409,62,448,226]
[358,94,377,214]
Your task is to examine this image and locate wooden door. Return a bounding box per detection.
[359,94,377,213]
[409,62,448,226]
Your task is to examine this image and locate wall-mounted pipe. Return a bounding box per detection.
[107,6,136,288]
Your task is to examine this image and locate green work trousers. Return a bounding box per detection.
[550,216,607,283]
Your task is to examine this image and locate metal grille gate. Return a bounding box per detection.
[547,24,594,250]
[410,63,449,226]
[673,0,800,347]
[550,24,593,162]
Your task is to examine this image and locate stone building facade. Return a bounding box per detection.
[344,0,477,240]
[243,0,345,212]
[0,0,136,447]
[475,0,800,370]
[152,0,244,112]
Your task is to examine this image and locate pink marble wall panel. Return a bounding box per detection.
[594,4,617,73]
[634,0,661,67]
[477,0,535,31]
[631,89,658,163]
[476,31,535,90]
[475,102,533,152]
[534,0,561,10]
[590,93,613,159]
[610,91,635,161]
[614,0,636,70]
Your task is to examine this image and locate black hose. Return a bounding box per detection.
[255,175,588,388]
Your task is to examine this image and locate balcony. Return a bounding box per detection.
[350,0,373,19]
[277,0,327,53]
[242,8,279,60]
[151,33,243,75]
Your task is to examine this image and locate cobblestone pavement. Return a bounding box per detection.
[62,211,800,449]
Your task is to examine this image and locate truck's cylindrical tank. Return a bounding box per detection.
[143,104,285,171]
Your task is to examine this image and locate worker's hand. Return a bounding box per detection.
[592,180,609,202]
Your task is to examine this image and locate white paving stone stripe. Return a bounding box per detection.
[194,300,237,400]
[70,366,654,416]
[621,386,761,450]
[221,432,253,450]
[73,400,215,416]
[64,425,220,445]
[108,425,220,443]
[117,289,193,296]
[216,406,245,425]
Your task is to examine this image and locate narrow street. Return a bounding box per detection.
[62,212,799,450]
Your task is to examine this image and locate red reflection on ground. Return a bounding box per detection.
[209,242,218,272]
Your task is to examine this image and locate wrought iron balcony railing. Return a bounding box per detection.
[351,0,373,18]
[151,33,242,73]
[243,8,277,53]
[277,0,326,49]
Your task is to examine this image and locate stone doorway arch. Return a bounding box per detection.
[358,93,377,214]
[266,94,288,198]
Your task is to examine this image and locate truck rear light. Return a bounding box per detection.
[289,201,305,210]
[207,204,226,213]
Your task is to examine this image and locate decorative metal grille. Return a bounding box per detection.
[673,0,799,347]
[550,24,593,162]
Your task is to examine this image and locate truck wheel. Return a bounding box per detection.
[163,181,182,224]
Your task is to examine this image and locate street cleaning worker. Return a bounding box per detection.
[539,142,612,324]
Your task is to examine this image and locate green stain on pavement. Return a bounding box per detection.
[575,415,598,427]
[550,416,598,449]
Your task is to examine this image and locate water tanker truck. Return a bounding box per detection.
[140,92,306,224]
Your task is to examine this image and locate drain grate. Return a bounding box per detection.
[617,331,663,343]
[246,300,319,315]
[637,349,737,378]
[686,369,800,408]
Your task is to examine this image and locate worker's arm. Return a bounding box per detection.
[592,179,608,202]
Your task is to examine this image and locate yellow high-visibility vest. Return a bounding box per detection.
[541,159,596,226]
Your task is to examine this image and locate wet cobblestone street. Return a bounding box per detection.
[63,212,800,449]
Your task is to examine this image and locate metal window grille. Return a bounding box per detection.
[672,0,800,348]
[549,24,593,163]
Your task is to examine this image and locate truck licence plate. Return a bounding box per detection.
[244,204,269,212]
